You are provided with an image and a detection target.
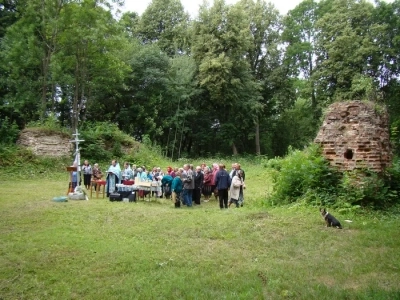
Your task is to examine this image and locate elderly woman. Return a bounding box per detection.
[202,166,213,202]
[92,163,103,180]
[211,163,219,200]
[229,170,245,208]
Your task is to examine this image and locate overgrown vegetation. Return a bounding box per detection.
[4,0,400,158]
[0,122,174,181]
[0,117,19,145]
[265,144,400,209]
[3,121,400,210]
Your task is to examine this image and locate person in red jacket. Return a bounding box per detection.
[202,166,213,202]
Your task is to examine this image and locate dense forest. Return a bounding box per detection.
[1,0,400,159]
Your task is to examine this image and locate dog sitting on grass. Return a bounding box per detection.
[320,208,342,229]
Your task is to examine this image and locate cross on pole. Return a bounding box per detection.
[70,129,85,187]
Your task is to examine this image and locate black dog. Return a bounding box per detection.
[320,208,342,229]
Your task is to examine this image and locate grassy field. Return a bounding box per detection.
[1,165,400,299]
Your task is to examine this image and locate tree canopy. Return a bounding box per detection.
[1,0,400,158]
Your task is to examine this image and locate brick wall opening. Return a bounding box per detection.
[314,100,391,173]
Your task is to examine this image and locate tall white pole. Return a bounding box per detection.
[70,129,85,187]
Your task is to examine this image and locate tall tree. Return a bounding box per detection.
[137,0,189,56]
[314,0,378,101]
[112,44,170,141]
[54,0,130,131]
[239,0,283,154]
[192,0,262,155]
[282,0,321,121]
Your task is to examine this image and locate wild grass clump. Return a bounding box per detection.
[265,144,399,209]
[26,114,70,136]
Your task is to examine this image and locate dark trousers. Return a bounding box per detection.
[218,189,229,209]
[83,174,91,187]
[193,188,201,205]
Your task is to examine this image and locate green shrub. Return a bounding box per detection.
[266,144,340,206]
[337,170,387,206]
[79,122,137,163]
[123,135,167,168]
[0,117,20,145]
[266,144,399,209]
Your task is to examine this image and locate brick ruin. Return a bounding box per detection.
[314,100,392,173]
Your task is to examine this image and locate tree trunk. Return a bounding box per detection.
[255,117,260,155]
[232,142,238,155]
[72,57,80,132]
[309,51,318,122]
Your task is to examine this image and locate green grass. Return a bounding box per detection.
[1,166,400,299]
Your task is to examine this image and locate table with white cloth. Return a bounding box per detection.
[116,184,138,200]
[134,181,161,200]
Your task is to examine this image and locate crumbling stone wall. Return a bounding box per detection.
[17,128,72,157]
[314,100,391,173]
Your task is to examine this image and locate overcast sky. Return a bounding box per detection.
[122,0,305,17]
[121,0,394,17]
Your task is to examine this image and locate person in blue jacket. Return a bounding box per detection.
[171,171,183,208]
[161,174,173,199]
[214,164,231,209]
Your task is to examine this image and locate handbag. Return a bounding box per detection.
[109,192,122,202]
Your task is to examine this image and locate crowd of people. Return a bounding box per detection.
[71,160,246,209]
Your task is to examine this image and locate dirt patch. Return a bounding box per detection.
[317,275,336,287]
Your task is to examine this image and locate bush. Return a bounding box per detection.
[79,122,137,163]
[266,144,399,209]
[266,144,340,206]
[0,117,20,145]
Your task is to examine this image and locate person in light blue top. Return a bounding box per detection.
[135,167,148,182]
[106,160,121,196]
[122,162,134,181]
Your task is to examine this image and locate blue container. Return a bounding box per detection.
[52,196,68,202]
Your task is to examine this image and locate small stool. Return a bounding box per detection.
[96,180,106,198]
